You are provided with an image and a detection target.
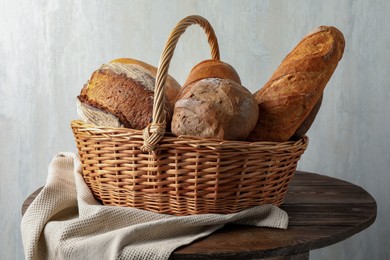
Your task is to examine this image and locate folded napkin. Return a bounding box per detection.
[21,153,288,260]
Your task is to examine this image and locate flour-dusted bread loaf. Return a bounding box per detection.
[77,58,181,129]
[248,26,345,142]
[172,77,259,141]
[172,59,258,140]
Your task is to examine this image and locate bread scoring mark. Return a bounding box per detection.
[76,97,123,127]
[187,78,235,114]
[260,71,325,101]
[100,62,156,91]
[286,29,334,63]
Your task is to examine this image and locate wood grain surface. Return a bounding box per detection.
[21,171,376,259]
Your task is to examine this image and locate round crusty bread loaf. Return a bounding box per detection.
[182,59,241,88]
[77,58,181,129]
[171,78,259,141]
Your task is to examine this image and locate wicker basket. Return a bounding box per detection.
[71,15,308,216]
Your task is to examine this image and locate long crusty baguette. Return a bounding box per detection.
[248,26,345,142]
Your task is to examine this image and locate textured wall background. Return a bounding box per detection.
[1,0,389,259]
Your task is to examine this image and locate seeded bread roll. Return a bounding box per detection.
[77,58,181,129]
[171,78,259,141]
[248,26,345,141]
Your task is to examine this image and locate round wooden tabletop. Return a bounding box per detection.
[22,171,376,259]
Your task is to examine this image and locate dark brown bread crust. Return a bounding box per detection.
[248,26,345,141]
[78,69,154,129]
[78,58,181,130]
[291,94,323,140]
[111,58,181,109]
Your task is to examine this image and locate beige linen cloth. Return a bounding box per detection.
[21,152,288,260]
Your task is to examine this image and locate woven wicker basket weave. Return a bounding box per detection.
[71,15,309,216]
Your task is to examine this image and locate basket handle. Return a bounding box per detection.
[141,15,220,152]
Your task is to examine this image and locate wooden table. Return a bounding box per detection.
[22,171,376,259]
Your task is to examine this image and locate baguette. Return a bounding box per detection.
[248,26,345,141]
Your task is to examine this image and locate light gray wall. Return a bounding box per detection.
[1,0,388,259]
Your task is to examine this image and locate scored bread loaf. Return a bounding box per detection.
[172,60,259,140]
[77,58,181,129]
[248,26,345,142]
